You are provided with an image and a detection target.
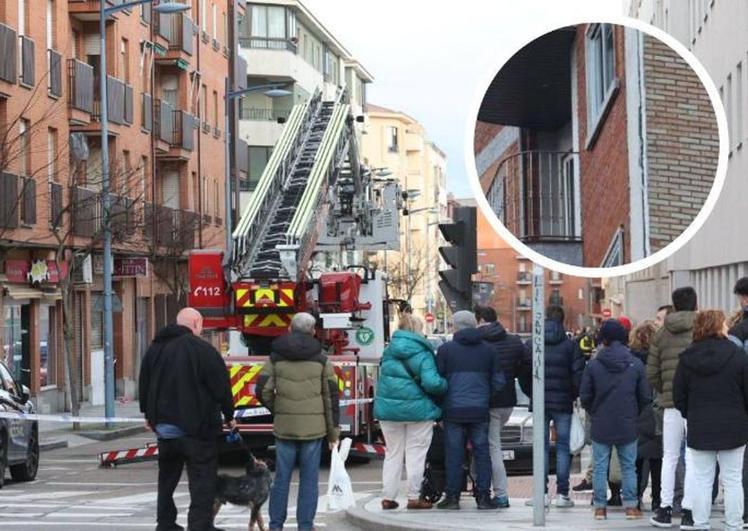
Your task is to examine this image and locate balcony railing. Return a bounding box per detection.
[239,107,292,121]
[0,23,17,84]
[71,186,97,237]
[154,12,193,55]
[48,49,63,97]
[144,203,198,248]
[93,75,130,125]
[68,59,94,113]
[173,110,196,151]
[19,35,35,86]
[516,271,531,283]
[516,298,532,309]
[486,150,581,243]
[238,36,297,52]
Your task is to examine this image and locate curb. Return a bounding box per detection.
[40,438,69,452]
[75,425,147,441]
[346,496,460,531]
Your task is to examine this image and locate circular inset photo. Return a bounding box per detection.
[472,21,725,273]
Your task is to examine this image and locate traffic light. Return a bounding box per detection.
[438,206,477,311]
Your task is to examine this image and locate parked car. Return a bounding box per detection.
[502,383,557,476]
[0,360,39,488]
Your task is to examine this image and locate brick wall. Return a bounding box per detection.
[643,35,719,252]
[576,24,632,267]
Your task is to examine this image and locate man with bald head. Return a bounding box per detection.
[139,307,234,531]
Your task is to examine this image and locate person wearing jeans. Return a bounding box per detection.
[436,310,505,510]
[545,411,572,498]
[520,305,585,508]
[580,318,650,521]
[374,314,447,510]
[673,310,748,531]
[647,287,698,527]
[256,313,340,531]
[475,305,530,508]
[269,439,324,531]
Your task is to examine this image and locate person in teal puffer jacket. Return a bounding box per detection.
[374,314,448,510]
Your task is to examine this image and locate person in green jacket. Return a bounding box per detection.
[374,314,448,511]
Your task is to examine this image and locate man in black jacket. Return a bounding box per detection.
[139,307,234,531]
[475,305,530,508]
[520,305,585,508]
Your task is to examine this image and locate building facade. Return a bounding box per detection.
[472,196,596,334]
[362,104,448,331]
[0,0,239,412]
[476,23,718,267]
[235,0,372,210]
[610,1,748,321]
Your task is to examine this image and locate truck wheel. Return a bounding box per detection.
[10,426,39,482]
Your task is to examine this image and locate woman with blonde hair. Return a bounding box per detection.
[673,310,748,531]
[374,313,447,510]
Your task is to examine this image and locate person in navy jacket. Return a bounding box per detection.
[435,310,505,511]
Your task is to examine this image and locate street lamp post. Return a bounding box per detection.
[223,83,292,260]
[99,0,189,427]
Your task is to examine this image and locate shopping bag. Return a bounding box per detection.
[570,407,586,455]
[326,438,355,511]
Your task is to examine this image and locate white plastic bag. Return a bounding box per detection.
[326,438,355,511]
[570,407,586,455]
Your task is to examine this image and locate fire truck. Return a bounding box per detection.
[188,88,400,452]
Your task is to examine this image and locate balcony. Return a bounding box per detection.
[516,271,531,284]
[154,100,197,156]
[67,0,130,20]
[487,149,583,266]
[0,23,17,86]
[19,35,35,87]
[154,12,194,57]
[239,107,291,121]
[238,36,296,52]
[90,75,134,127]
[144,203,198,249]
[550,273,563,284]
[48,49,63,98]
[71,186,141,240]
[516,298,532,310]
[68,59,94,124]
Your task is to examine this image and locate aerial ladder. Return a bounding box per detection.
[187,88,397,451]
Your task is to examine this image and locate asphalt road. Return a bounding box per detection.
[1,433,380,530]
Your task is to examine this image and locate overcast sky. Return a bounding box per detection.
[304,0,627,198]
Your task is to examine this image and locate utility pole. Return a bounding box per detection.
[532,264,545,525]
[99,0,115,427]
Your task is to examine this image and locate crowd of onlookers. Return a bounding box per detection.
[373,277,748,530]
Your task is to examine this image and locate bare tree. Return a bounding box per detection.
[385,246,436,303]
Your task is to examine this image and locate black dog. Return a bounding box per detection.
[214,452,273,531]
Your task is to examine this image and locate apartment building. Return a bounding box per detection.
[471,163,595,334]
[476,23,718,267]
[611,1,748,320]
[235,0,372,208]
[362,104,448,330]
[0,0,241,412]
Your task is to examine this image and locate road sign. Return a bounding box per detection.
[425,312,435,323]
[602,308,612,318]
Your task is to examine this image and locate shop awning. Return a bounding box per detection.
[41,288,62,301]
[3,285,43,300]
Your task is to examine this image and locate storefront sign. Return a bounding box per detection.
[113,257,148,278]
[4,259,66,285]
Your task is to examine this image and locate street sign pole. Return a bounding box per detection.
[532,264,545,526]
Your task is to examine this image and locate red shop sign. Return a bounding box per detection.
[4,259,67,284]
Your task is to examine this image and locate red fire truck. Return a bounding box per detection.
[188,89,398,453]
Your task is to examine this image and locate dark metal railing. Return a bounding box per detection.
[68,59,94,113]
[239,107,292,121]
[173,110,195,150]
[487,150,581,243]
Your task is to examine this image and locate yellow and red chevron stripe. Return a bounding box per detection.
[229,363,264,407]
[235,286,294,309]
[242,313,294,328]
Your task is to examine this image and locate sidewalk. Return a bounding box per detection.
[38,400,145,451]
[346,495,723,531]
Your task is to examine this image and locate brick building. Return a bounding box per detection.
[0,0,243,412]
[471,198,598,335]
[475,23,718,267]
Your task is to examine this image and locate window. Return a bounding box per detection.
[214,179,219,216]
[90,294,104,349]
[19,119,30,176]
[585,23,616,135]
[192,171,199,210]
[212,3,217,39]
[0,361,20,397]
[484,263,496,275]
[47,128,57,183]
[19,0,27,36]
[737,62,743,147]
[201,84,208,122]
[200,0,207,30]
[246,145,271,191]
[120,38,129,83]
[140,156,148,201]
[39,304,57,388]
[121,150,131,194]
[578,288,585,300]
[250,5,287,42]
[387,126,398,153]
[46,0,55,50]
[550,270,562,281]
[213,90,218,127]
